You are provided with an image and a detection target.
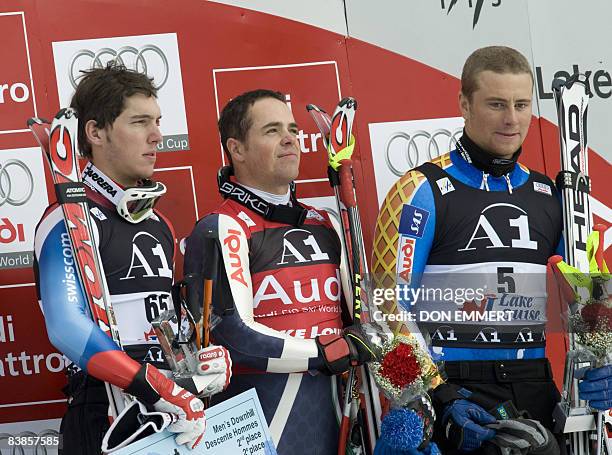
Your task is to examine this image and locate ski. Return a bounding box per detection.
[28,109,126,418]
[307,99,381,454]
[553,74,610,455]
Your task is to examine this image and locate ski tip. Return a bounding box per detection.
[306,103,326,113]
[338,97,358,110]
[54,108,68,119]
[551,78,566,93]
[26,117,51,127]
[552,73,588,92]
[54,107,78,120]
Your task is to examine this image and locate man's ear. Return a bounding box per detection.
[459,91,470,120]
[85,119,105,147]
[226,138,245,164]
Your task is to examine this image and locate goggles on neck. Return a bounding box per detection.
[117,180,166,224]
[82,162,166,223]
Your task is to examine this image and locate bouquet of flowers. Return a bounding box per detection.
[369,334,440,405]
[549,224,611,366]
[361,318,441,452]
[548,224,611,453]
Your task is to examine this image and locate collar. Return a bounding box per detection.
[240,183,291,206]
[456,130,521,177]
[82,162,125,206]
[217,166,306,226]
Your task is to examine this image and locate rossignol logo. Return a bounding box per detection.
[536,64,612,100]
[84,167,118,197]
[441,0,501,29]
[219,182,267,216]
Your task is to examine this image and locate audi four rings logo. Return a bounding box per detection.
[69,45,170,89]
[384,128,463,177]
[0,159,34,207]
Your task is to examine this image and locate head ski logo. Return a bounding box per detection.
[442,0,501,29]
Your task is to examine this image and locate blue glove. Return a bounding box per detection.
[578,365,612,410]
[442,399,496,452]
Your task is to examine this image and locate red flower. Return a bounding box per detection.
[379,342,422,389]
[581,303,612,331]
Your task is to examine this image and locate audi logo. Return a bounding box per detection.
[0,159,34,207]
[384,128,463,177]
[0,429,60,454]
[69,45,169,89]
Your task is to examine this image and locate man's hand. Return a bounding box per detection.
[195,344,232,396]
[441,399,496,452]
[316,324,378,375]
[125,363,206,450]
[579,364,612,410]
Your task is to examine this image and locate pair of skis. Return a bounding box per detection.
[307,99,381,454]
[553,74,611,455]
[28,110,126,419]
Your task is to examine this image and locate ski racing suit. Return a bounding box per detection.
[184,183,350,455]
[34,169,176,452]
[371,134,564,453]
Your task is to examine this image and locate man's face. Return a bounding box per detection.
[94,93,162,186]
[459,70,533,159]
[231,97,301,194]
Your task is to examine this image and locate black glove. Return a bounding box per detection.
[316,324,378,375]
[484,418,559,455]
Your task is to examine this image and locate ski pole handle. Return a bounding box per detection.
[338,160,356,208]
[593,224,607,272]
[202,279,213,348]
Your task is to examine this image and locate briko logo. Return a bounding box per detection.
[441,0,501,29]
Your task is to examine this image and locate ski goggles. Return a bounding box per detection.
[117,180,167,224]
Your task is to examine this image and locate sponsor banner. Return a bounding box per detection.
[51,33,189,152]
[0,148,49,270]
[0,12,37,135]
[213,61,342,189]
[0,418,61,454]
[0,285,67,423]
[528,0,612,162]
[368,117,464,206]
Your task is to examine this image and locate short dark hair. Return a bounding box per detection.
[70,62,158,158]
[218,89,286,162]
[461,46,533,100]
